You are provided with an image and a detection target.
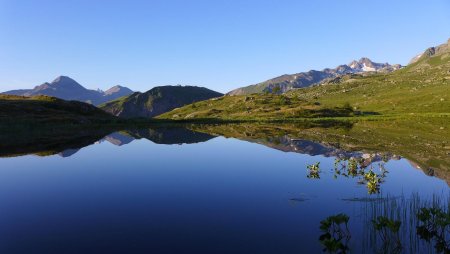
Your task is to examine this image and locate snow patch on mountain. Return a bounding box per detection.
[362,63,376,72]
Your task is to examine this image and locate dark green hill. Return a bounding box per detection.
[0,94,116,125]
[100,85,223,118]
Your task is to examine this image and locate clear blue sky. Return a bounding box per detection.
[1,0,449,93]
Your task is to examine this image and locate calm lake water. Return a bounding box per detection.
[0,125,448,253]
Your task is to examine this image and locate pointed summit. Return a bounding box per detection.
[52,75,75,83]
[49,75,85,90]
[358,57,374,65]
[1,76,133,105]
[104,85,133,97]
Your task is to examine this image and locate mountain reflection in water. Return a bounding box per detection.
[0,120,448,253]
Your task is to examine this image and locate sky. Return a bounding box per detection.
[0,0,449,93]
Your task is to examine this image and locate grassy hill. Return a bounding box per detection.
[158,39,450,121]
[157,94,356,121]
[288,41,450,114]
[100,85,223,118]
[0,94,116,126]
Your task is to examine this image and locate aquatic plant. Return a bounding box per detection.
[417,207,450,253]
[307,162,321,179]
[319,213,351,253]
[364,170,381,194]
[361,192,450,253]
[316,193,450,253]
[372,216,402,253]
[332,157,389,194]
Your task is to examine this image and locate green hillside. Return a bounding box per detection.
[158,39,450,121]
[157,93,356,121]
[288,41,450,114]
[100,85,223,118]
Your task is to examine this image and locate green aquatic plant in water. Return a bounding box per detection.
[307,157,389,194]
[307,162,321,179]
[361,193,450,253]
[372,216,402,253]
[333,158,362,178]
[319,213,351,253]
[364,170,381,195]
[318,194,450,253]
[333,158,388,194]
[417,207,450,253]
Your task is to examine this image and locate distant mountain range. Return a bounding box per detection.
[159,38,450,121]
[100,85,223,118]
[228,57,402,95]
[2,76,133,105]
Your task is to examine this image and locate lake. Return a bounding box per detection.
[0,122,449,253]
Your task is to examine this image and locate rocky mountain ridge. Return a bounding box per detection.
[2,76,133,105]
[228,58,401,95]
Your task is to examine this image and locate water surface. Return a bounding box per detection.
[0,124,448,253]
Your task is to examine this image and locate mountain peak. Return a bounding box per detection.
[358,57,375,66]
[358,57,372,62]
[104,85,133,96]
[348,57,374,68]
[2,76,133,105]
[49,76,86,91]
[52,75,76,83]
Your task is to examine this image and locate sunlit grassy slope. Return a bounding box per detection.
[157,94,356,121]
[288,52,450,114]
[158,40,449,120]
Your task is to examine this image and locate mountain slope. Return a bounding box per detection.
[0,94,116,125]
[100,85,223,118]
[2,76,133,105]
[103,85,133,98]
[159,38,450,120]
[228,58,401,95]
[286,39,450,114]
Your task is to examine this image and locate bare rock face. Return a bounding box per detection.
[409,37,450,65]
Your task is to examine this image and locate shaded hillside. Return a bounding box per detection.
[0,94,116,125]
[0,126,116,158]
[100,85,223,118]
[2,76,133,105]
